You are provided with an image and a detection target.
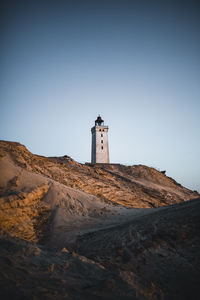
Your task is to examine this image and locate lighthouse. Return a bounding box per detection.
[91,115,110,163]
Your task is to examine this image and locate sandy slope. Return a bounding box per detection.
[0,154,153,247]
[0,199,199,300]
[0,140,200,299]
[0,140,198,209]
[75,198,200,300]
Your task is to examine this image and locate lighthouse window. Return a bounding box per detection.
[102,129,104,131]
[101,134,103,137]
[101,146,103,150]
[101,140,103,143]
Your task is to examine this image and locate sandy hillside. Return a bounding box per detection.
[0,140,200,300]
[0,147,150,246]
[0,140,198,208]
[0,199,199,300]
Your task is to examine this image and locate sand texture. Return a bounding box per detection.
[0,140,199,299]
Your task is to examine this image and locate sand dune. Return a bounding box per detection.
[0,140,200,299]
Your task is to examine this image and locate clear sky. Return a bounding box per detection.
[1,0,200,192]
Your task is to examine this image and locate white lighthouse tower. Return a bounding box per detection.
[91,115,110,163]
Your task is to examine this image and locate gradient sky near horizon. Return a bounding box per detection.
[0,0,200,192]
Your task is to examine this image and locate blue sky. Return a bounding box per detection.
[0,0,200,192]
